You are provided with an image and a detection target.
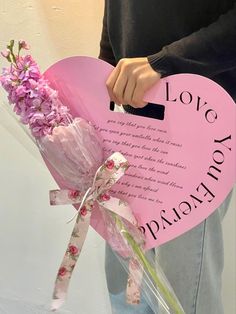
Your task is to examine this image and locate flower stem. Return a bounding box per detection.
[114,214,185,314]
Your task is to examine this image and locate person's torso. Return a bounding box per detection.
[106,0,235,61]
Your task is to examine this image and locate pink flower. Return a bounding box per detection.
[1,49,10,58]
[8,89,18,104]
[68,190,80,199]
[100,193,110,202]
[27,78,37,89]
[17,55,40,81]
[30,121,52,138]
[15,85,27,97]
[0,69,12,90]
[32,99,52,114]
[105,159,115,170]
[0,40,73,138]
[58,266,67,277]
[80,206,88,216]
[19,40,30,50]
[68,245,79,256]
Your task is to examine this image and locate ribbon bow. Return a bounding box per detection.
[50,152,144,311]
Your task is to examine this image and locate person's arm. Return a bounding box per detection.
[98,1,116,66]
[147,3,236,78]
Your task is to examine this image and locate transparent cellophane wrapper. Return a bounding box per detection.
[0,103,185,314]
[100,208,185,314]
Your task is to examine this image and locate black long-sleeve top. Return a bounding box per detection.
[99,0,236,116]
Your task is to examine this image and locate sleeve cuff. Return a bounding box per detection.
[147,50,173,78]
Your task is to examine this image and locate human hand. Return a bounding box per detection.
[106,57,161,108]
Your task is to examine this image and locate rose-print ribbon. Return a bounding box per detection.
[50,152,145,311]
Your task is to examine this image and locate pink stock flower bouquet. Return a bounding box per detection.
[1,40,71,138]
[0,40,103,191]
[0,40,185,314]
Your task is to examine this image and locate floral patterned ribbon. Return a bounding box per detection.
[50,152,144,311]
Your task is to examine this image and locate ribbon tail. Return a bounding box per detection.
[98,197,145,305]
[51,297,66,312]
[51,209,92,311]
[126,257,143,305]
[50,189,82,206]
[98,196,145,248]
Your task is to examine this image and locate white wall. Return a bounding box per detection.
[0,1,235,313]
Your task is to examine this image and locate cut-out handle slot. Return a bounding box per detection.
[110,101,115,111]
[110,102,165,121]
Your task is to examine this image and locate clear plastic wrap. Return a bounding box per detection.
[101,209,185,314]
[0,40,185,313]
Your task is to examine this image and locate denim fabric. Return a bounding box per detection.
[105,191,233,314]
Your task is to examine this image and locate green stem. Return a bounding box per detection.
[115,215,184,314]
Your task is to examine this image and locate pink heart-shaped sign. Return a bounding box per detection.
[44,56,235,250]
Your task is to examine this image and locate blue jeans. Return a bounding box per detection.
[105,191,233,314]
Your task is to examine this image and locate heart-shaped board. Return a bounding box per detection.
[44,56,235,250]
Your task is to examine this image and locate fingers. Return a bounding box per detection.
[106,60,129,105]
[123,75,136,105]
[130,66,149,108]
[107,58,134,105]
[105,57,161,108]
[106,64,122,105]
[112,69,128,105]
[132,83,148,108]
